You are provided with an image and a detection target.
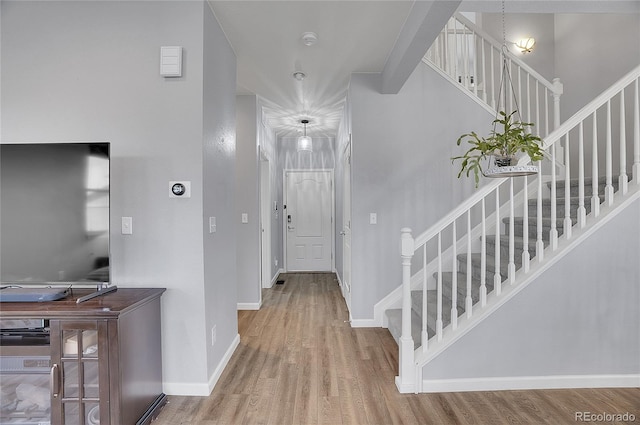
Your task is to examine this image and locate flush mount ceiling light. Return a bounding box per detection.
[292,71,306,81]
[515,37,536,53]
[301,32,318,47]
[297,119,312,152]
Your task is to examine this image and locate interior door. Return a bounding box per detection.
[285,170,333,272]
[260,157,271,289]
[341,143,352,306]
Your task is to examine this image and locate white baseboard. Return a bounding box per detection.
[350,318,379,328]
[208,333,241,393]
[421,374,640,393]
[270,268,284,288]
[237,302,261,310]
[162,334,241,396]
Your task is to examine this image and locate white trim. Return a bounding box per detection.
[237,302,261,310]
[270,268,284,288]
[349,318,379,328]
[421,374,640,393]
[208,334,241,393]
[163,333,241,396]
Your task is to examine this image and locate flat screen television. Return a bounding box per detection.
[0,142,110,287]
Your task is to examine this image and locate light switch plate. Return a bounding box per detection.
[370,213,377,225]
[209,217,216,233]
[121,217,133,235]
[241,213,249,224]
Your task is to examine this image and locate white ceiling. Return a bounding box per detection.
[209,0,640,139]
[209,0,414,138]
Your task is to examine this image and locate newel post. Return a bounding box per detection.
[396,228,416,393]
[552,78,563,131]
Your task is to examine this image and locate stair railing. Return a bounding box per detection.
[396,64,640,393]
[424,13,563,139]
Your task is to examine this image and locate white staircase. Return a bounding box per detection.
[388,13,640,394]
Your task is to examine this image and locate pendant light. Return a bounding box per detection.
[297,119,312,152]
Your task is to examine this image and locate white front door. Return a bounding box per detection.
[285,170,333,272]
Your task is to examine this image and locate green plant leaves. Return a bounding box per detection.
[451,110,545,187]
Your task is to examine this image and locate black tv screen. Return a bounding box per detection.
[0,142,110,286]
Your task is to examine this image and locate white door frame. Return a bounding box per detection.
[259,150,272,289]
[283,169,335,272]
[341,139,352,310]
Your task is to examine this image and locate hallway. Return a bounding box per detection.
[153,273,639,424]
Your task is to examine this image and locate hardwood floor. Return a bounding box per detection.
[153,273,639,424]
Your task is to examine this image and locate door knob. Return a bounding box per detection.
[339,231,346,235]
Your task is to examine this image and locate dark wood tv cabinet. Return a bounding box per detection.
[0,287,166,425]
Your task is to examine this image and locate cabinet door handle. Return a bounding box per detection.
[50,363,60,398]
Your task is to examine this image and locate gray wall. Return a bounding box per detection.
[554,13,640,120]
[1,0,238,395]
[236,95,260,305]
[346,63,493,320]
[424,198,640,381]
[202,3,239,387]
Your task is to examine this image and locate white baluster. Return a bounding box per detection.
[398,228,415,390]
[536,161,544,262]
[578,122,587,228]
[453,21,458,85]
[490,47,496,109]
[522,176,530,273]
[550,142,559,250]
[472,31,478,97]
[526,73,531,128]
[451,223,458,330]
[463,26,469,90]
[633,79,640,184]
[619,90,629,195]
[436,233,443,341]
[480,198,487,307]
[494,188,502,295]
[545,87,550,137]
[465,211,473,317]
[422,246,428,352]
[508,178,516,284]
[553,78,563,131]
[564,133,572,240]
[535,82,541,137]
[481,40,487,104]
[605,100,614,206]
[444,21,450,76]
[591,111,601,217]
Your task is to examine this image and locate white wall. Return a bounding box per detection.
[346,63,494,321]
[1,0,238,395]
[423,198,640,384]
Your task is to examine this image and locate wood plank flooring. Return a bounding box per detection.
[153,273,639,424]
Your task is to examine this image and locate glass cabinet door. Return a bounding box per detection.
[49,320,110,425]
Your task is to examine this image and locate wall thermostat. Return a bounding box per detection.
[169,181,191,198]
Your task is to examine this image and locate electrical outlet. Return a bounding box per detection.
[211,325,217,347]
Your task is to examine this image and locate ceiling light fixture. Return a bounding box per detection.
[293,71,306,81]
[297,119,312,152]
[301,32,318,47]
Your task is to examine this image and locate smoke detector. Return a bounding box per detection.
[301,32,318,47]
[292,71,306,81]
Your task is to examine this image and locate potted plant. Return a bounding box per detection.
[452,110,545,187]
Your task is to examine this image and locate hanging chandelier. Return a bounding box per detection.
[297,119,312,152]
